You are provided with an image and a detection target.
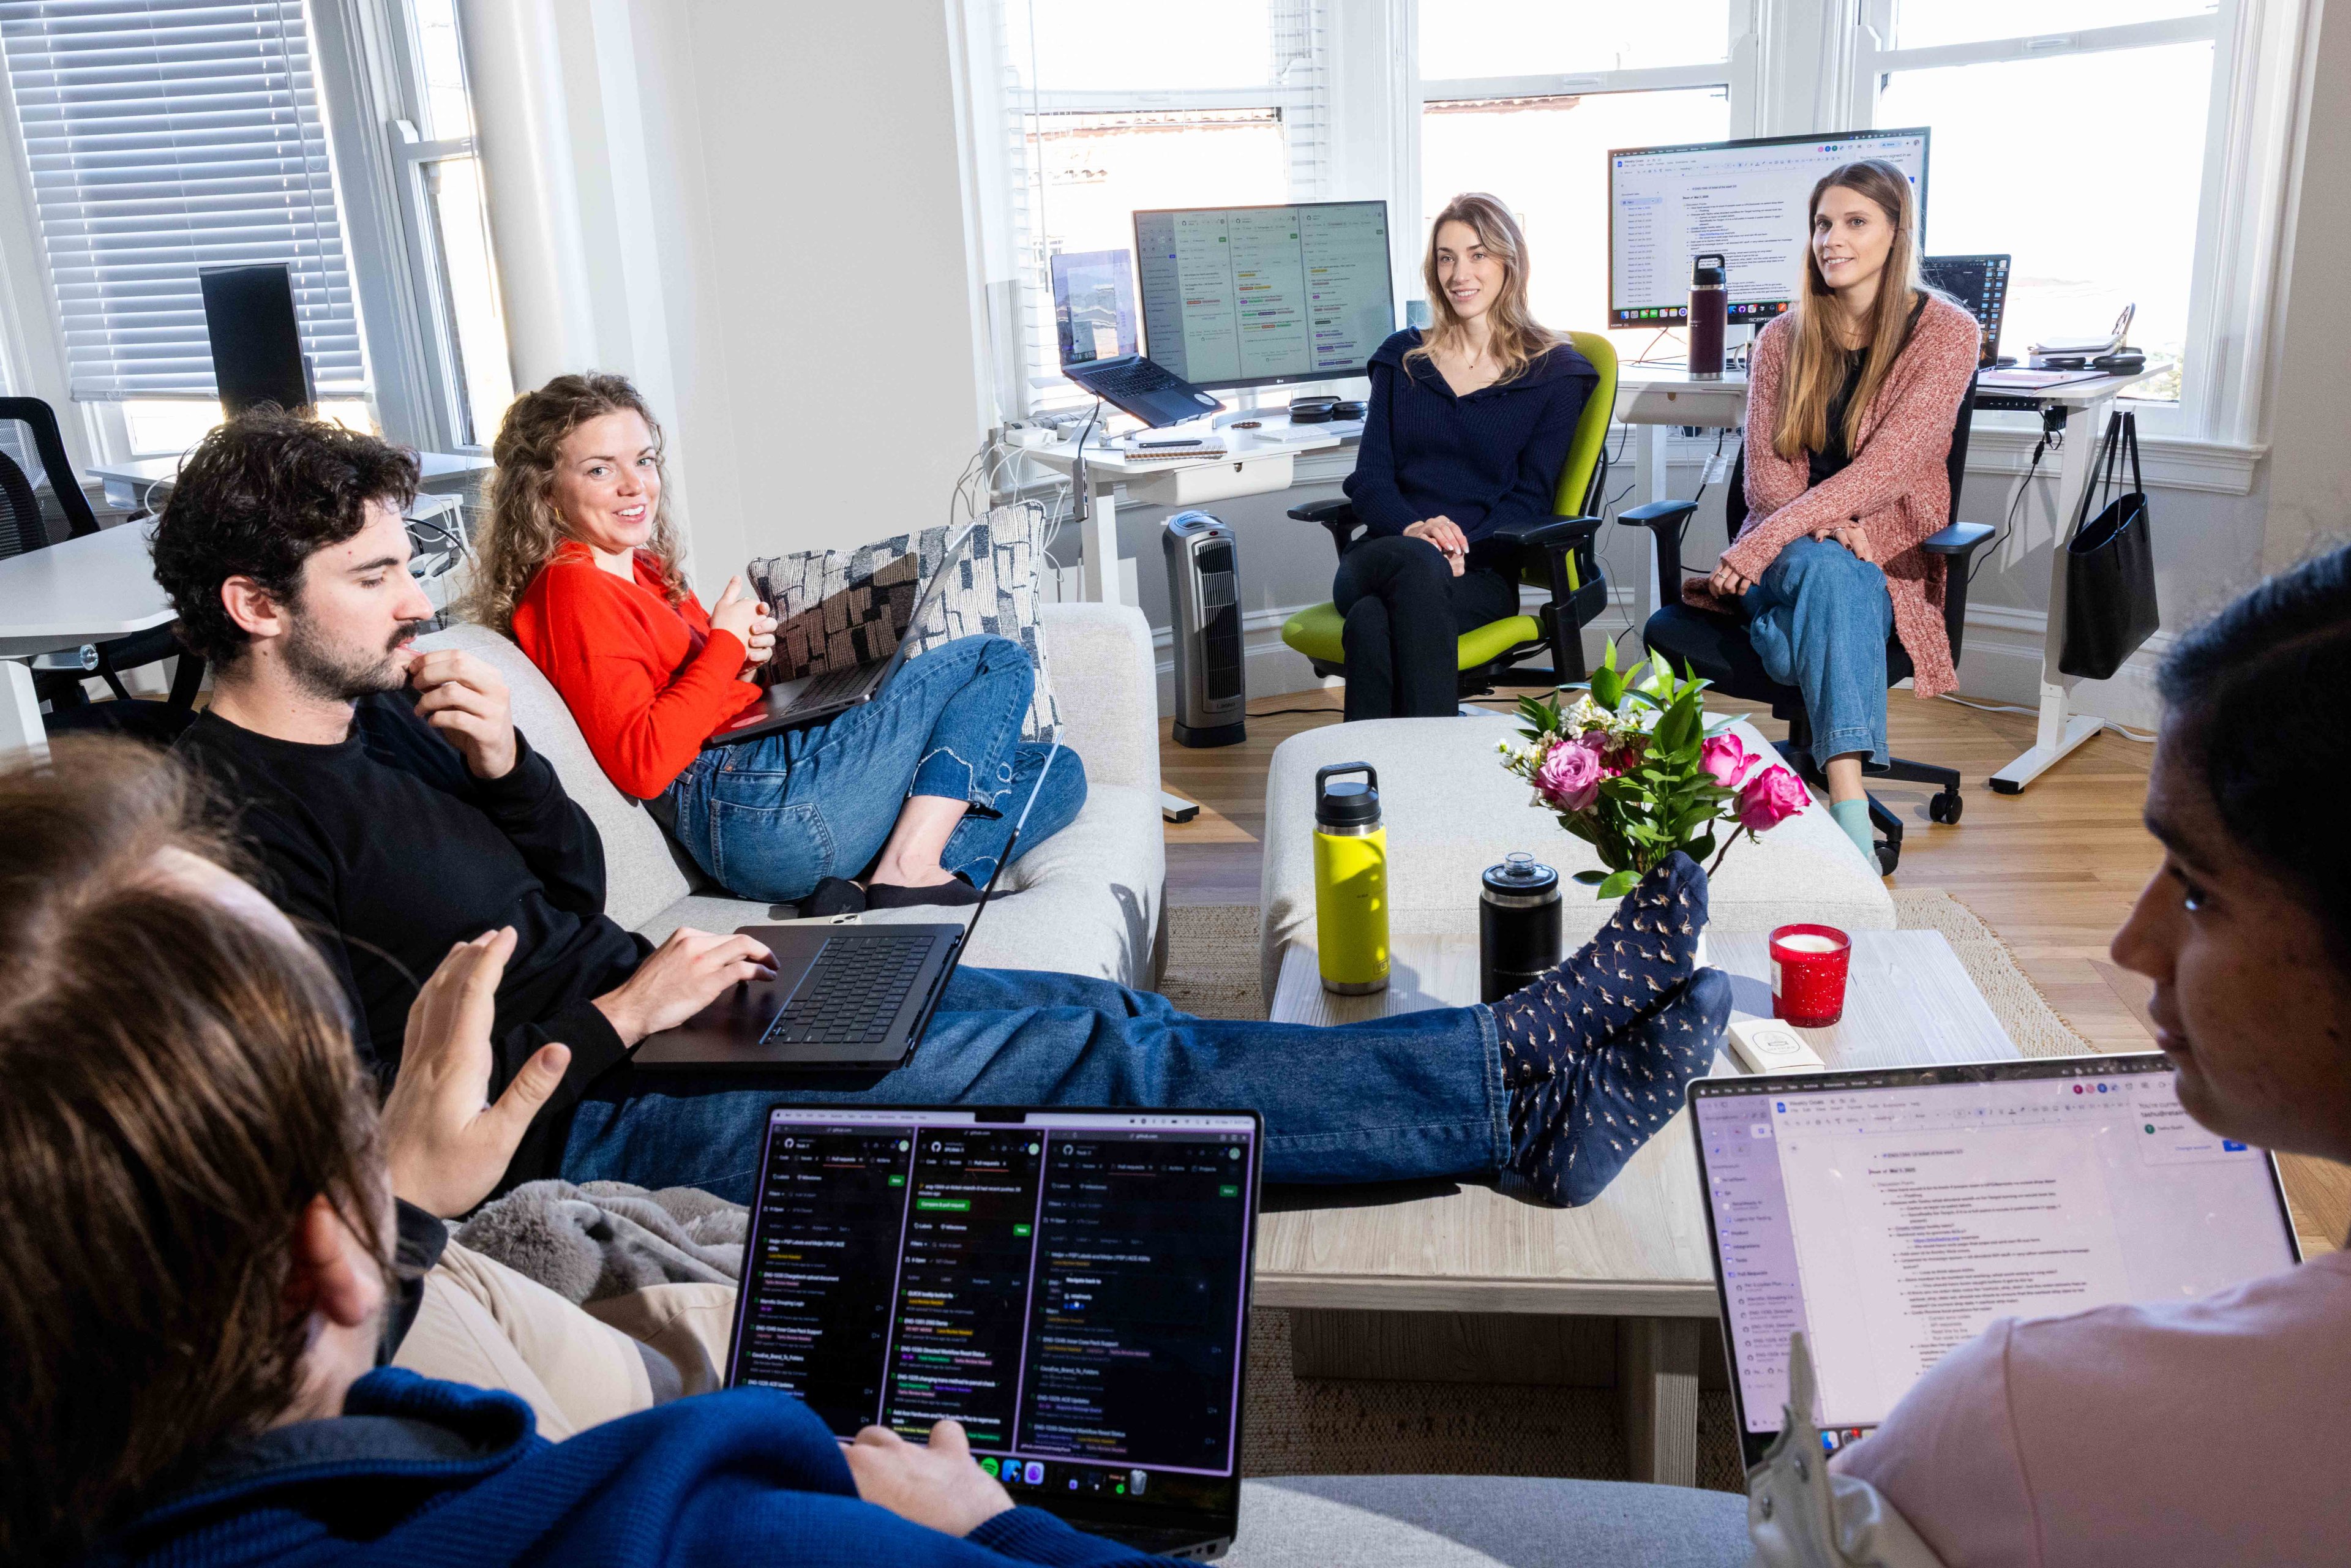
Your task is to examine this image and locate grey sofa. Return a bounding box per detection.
[415,601,1167,988]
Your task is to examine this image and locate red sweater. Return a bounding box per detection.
[512,545,763,798]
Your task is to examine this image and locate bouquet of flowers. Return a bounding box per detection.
[1498,642,1809,899]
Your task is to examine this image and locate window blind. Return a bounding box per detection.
[0,0,364,401]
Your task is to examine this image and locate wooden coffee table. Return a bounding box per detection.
[1255,928,2020,1484]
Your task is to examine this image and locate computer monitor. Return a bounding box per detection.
[1607,129,1930,329]
[1920,253,2011,369]
[1133,200,1394,391]
[200,263,314,415]
[1049,249,1139,369]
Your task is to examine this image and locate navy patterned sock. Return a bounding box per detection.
[1502,967,1731,1206]
[1491,851,1708,1090]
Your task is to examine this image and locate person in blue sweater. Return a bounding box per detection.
[0,741,1167,1568]
[1335,192,1599,721]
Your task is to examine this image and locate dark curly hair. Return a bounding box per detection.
[149,410,421,666]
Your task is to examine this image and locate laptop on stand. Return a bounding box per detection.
[1690,1054,2301,1466]
[634,738,1064,1070]
[1050,249,1224,429]
[727,1103,1262,1558]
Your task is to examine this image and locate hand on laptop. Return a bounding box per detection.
[844,1419,1012,1538]
[410,649,518,780]
[596,926,778,1047]
[382,928,571,1218]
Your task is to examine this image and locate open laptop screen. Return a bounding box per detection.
[727,1105,1259,1529]
[1050,249,1139,368]
[1692,1057,2298,1458]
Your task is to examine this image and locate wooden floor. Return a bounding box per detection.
[1159,685,2351,1255]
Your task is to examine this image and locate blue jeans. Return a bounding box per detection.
[1741,535,1894,766]
[665,635,1084,901]
[562,966,1509,1202]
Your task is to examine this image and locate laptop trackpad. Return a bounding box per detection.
[633,934,824,1065]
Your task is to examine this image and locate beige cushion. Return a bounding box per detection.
[1258,712,1899,997]
[419,599,1166,988]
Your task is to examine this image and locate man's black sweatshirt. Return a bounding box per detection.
[178,695,650,1182]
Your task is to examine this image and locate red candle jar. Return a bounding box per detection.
[1770,923,1851,1027]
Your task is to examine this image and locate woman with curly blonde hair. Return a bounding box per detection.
[474,373,1083,911]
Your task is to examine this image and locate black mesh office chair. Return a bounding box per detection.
[1618,377,1992,874]
[0,396,202,725]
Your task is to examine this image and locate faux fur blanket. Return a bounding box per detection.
[455,1180,746,1305]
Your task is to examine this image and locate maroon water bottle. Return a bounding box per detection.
[1689,253,1727,380]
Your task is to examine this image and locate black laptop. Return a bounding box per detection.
[709,527,976,749]
[1051,249,1224,429]
[727,1103,1262,1558]
[632,740,1062,1070]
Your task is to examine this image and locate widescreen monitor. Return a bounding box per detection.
[1133,200,1393,391]
[1607,129,1930,329]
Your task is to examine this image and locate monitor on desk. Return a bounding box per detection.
[1920,253,2011,369]
[200,263,315,415]
[1132,200,1394,391]
[1607,129,1930,329]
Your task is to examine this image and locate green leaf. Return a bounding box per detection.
[1689,831,1718,861]
[1591,663,1624,709]
[1595,869,1640,900]
[1572,868,1609,885]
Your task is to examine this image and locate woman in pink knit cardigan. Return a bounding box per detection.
[1685,158,1978,862]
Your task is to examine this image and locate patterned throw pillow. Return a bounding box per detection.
[746,501,1061,740]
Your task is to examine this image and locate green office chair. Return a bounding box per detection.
[1280,330,1619,694]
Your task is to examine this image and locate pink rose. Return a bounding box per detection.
[1701,733,1760,792]
[1734,765,1809,832]
[1534,738,1603,812]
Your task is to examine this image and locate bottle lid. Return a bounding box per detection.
[1692,253,1727,288]
[1482,850,1559,895]
[1316,779,1379,827]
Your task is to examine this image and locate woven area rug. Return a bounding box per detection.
[1161,892,2088,1489]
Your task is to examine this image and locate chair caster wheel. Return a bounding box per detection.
[1875,841,1900,876]
[1929,790,1963,825]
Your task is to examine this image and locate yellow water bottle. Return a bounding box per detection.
[1313,762,1389,995]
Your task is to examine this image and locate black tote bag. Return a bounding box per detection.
[2058,410,2159,681]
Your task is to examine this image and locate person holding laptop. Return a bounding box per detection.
[154,409,1731,1215]
[471,372,1082,912]
[1684,159,1979,865]
[1332,192,1599,721]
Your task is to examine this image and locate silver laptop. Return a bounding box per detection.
[709,527,975,748]
[1690,1054,2301,1466]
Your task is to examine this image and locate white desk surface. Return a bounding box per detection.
[89,449,493,491]
[0,521,173,657]
[1019,415,1354,478]
[1253,928,2017,1316]
[1974,358,2173,406]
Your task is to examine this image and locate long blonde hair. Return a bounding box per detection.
[1772,159,1929,462]
[472,372,691,634]
[1406,193,1558,386]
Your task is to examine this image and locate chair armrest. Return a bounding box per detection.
[1488,513,1602,549]
[1286,497,1352,525]
[1618,499,1698,527]
[1036,601,1159,796]
[1616,499,1699,590]
[1920,522,1994,557]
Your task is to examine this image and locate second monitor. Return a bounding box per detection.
[1133,200,1394,392]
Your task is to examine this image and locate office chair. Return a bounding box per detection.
[1278,330,1620,697]
[0,396,203,723]
[1620,376,1993,874]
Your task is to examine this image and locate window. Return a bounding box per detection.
[996,0,1328,408]
[1420,1,1749,348]
[1857,0,2229,411]
[0,0,370,448]
[383,0,511,449]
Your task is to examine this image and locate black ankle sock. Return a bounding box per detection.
[1490,852,1708,1090]
[864,874,984,909]
[1503,967,1730,1206]
[801,876,867,917]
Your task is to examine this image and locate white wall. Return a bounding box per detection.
[2262,0,2351,569]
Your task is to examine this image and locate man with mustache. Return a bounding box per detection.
[160,413,775,1185]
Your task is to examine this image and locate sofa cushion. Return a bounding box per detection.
[416,623,693,931]
[1258,712,1898,997]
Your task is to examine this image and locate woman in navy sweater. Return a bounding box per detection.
[1336,192,1598,720]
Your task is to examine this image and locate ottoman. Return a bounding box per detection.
[1258,713,1897,996]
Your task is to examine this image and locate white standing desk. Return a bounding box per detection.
[0,522,175,756]
[89,449,493,511]
[1612,366,1751,634]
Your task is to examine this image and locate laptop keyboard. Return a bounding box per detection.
[760,934,936,1047]
[779,661,877,718]
[1082,359,1179,399]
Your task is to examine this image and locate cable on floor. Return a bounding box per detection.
[1937,692,2156,743]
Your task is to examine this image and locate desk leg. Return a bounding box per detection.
[1990,394,2113,794]
[2,659,48,760]
[1618,1316,1701,1487]
[1079,483,1123,607]
[1628,422,1670,634]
